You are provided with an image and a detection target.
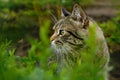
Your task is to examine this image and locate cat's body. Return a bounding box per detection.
[49,4,110,79]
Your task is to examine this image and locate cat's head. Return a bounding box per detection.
[50,4,90,54]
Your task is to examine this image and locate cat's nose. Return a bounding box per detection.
[50,34,58,41]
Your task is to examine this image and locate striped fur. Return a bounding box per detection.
[49,4,110,79]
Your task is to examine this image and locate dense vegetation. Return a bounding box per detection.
[0,0,120,80]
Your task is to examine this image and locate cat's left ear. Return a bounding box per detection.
[61,8,71,18]
[71,4,89,27]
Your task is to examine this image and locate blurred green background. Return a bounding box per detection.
[0,0,120,80]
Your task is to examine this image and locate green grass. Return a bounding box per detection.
[0,0,120,80]
[0,22,105,80]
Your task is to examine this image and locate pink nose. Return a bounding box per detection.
[50,34,58,41]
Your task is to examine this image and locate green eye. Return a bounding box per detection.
[59,30,65,35]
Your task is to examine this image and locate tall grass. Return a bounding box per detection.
[1,0,120,80]
[0,22,106,80]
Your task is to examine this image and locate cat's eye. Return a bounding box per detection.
[59,30,65,35]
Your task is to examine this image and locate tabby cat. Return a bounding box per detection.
[49,4,110,79]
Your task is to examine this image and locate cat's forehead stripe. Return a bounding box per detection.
[53,19,65,29]
[53,20,63,30]
[53,17,76,30]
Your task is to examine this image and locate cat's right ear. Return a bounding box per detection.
[51,14,57,24]
[71,4,87,23]
[71,4,89,28]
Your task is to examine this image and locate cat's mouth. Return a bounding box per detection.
[55,40,63,45]
[51,40,63,49]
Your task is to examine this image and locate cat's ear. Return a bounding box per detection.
[71,4,89,28]
[51,14,57,24]
[72,4,87,22]
[61,8,71,18]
